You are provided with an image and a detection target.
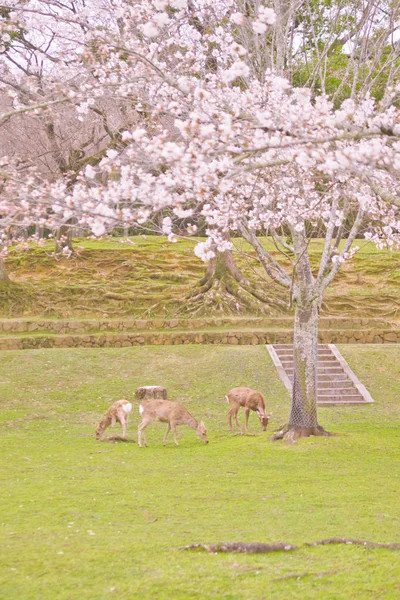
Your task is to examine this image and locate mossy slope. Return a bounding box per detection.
[1,237,399,320]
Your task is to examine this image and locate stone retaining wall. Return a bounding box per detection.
[0,328,399,350]
[0,316,394,334]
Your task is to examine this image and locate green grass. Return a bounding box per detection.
[0,344,399,599]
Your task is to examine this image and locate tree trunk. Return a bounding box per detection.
[290,302,319,428]
[0,258,10,283]
[55,218,77,256]
[200,248,249,287]
[135,386,168,401]
[272,301,332,443]
[35,224,44,239]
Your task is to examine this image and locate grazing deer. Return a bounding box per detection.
[137,400,208,447]
[95,399,132,440]
[226,387,271,433]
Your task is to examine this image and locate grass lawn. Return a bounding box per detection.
[0,344,399,599]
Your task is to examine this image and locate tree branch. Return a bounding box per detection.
[238,221,293,290]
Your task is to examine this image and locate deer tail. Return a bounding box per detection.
[123,402,132,414]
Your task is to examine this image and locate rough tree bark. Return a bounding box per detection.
[290,303,319,430]
[272,301,331,443]
[271,229,332,443]
[55,218,77,256]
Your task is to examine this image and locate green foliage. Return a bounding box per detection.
[0,344,399,598]
[291,1,400,106]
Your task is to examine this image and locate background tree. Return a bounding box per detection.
[0,1,142,255]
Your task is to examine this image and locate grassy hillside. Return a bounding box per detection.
[0,344,399,599]
[1,236,399,320]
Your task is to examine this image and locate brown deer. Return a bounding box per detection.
[226,387,271,433]
[95,399,132,440]
[137,400,208,447]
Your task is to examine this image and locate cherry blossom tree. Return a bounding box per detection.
[2,0,400,441]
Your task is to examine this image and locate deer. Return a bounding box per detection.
[95,399,132,440]
[226,387,271,433]
[137,400,208,447]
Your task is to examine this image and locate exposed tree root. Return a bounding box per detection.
[182,538,400,554]
[184,246,289,316]
[187,275,288,317]
[182,542,298,554]
[271,424,337,444]
[304,538,400,550]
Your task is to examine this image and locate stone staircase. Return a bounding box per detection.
[266,344,374,405]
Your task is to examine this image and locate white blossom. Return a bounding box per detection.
[257,7,276,25]
[223,60,250,82]
[162,216,172,234]
[231,12,245,25]
[253,21,267,35]
[85,165,96,179]
[91,220,106,237]
[153,13,170,27]
[153,0,168,9]
[106,149,118,160]
[142,22,159,38]
[132,129,147,142]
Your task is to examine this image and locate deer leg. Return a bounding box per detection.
[171,422,179,446]
[138,418,151,448]
[228,407,235,432]
[244,408,252,433]
[117,409,127,439]
[163,423,171,445]
[234,409,243,434]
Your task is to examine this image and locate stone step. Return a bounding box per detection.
[277,350,337,357]
[284,366,343,375]
[319,394,364,401]
[274,352,336,360]
[280,359,340,368]
[272,344,331,350]
[280,353,336,360]
[318,388,361,397]
[318,373,348,381]
[317,380,354,389]
[317,399,368,405]
[274,347,333,353]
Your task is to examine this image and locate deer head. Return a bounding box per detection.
[95,423,104,439]
[258,412,272,431]
[196,421,209,444]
